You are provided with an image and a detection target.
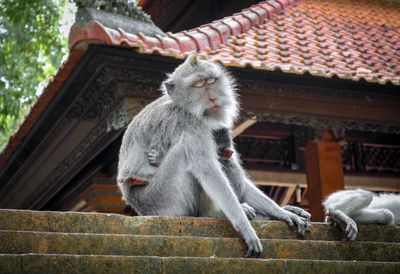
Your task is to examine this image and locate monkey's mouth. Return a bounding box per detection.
[205,105,222,115]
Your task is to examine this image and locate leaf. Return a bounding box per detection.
[0,0,70,149]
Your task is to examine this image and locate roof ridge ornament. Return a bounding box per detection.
[74,0,152,23]
[72,0,165,39]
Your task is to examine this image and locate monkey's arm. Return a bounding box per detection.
[243,181,310,236]
[223,152,310,236]
[326,208,358,240]
[183,134,262,257]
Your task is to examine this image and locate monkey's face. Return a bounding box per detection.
[163,55,238,128]
[190,77,222,115]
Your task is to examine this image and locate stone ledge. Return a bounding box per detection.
[0,209,399,242]
[1,254,400,274]
[1,230,399,261]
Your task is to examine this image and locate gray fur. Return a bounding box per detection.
[323,188,400,240]
[117,55,310,257]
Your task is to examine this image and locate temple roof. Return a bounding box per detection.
[1,0,400,168]
[71,0,400,85]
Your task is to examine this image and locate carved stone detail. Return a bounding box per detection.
[67,67,113,120]
[106,103,128,132]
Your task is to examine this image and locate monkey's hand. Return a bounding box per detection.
[148,149,160,166]
[277,210,310,236]
[236,223,263,258]
[282,205,311,220]
[241,203,256,220]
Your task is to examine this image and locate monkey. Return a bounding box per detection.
[117,55,310,258]
[323,188,400,240]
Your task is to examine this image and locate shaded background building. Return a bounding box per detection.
[0,0,399,221]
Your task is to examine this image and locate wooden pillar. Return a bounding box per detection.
[304,131,344,222]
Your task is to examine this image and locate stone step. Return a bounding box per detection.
[1,254,399,274]
[0,209,398,242]
[1,230,399,262]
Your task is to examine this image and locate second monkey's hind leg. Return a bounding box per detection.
[324,189,374,240]
[352,208,395,225]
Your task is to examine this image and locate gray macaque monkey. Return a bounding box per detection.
[117,55,310,258]
[323,188,400,240]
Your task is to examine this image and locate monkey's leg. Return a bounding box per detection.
[128,146,199,216]
[352,208,395,225]
[326,189,373,217]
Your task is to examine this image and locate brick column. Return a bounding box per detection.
[304,131,344,222]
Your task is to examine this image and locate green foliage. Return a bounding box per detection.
[0,0,68,149]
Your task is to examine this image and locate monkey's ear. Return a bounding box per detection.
[164,80,175,95]
[188,54,199,66]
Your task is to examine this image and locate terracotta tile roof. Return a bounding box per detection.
[70,0,400,85]
[2,0,399,169]
[205,0,400,85]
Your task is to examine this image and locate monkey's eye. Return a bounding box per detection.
[206,78,216,84]
[193,80,205,88]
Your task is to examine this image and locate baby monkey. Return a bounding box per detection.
[323,188,400,240]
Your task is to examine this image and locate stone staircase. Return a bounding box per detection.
[0,209,399,273]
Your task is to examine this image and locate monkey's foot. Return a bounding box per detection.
[241,203,256,220]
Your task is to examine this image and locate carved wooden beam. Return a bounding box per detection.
[232,118,257,138]
[279,185,296,206]
[247,170,400,192]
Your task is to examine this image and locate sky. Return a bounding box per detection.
[60,2,77,49]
